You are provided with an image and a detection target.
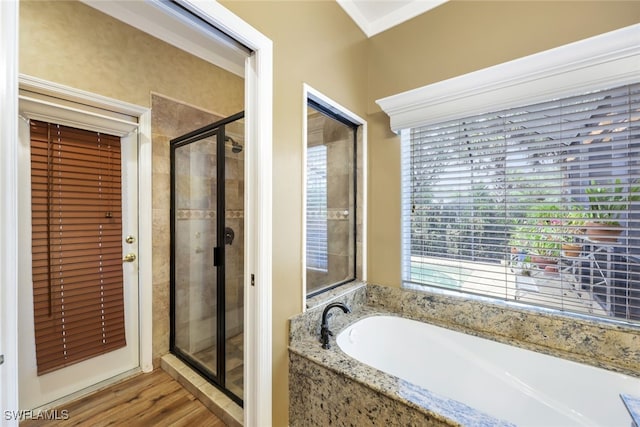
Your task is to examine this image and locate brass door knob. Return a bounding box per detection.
[123,253,137,263]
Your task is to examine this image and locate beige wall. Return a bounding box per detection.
[220,1,368,425]
[20,0,243,112]
[366,1,640,288]
[367,1,640,107]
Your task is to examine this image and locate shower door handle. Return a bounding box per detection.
[213,246,222,266]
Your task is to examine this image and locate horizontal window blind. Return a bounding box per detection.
[403,83,640,321]
[306,144,328,271]
[30,120,126,375]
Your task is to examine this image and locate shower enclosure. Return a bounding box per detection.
[170,112,245,404]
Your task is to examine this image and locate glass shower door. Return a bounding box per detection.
[172,133,219,379]
[170,112,244,405]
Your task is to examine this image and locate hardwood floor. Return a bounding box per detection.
[21,370,226,427]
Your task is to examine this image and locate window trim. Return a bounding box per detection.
[302,84,368,311]
[376,24,640,132]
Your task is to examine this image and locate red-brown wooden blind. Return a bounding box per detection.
[30,120,126,375]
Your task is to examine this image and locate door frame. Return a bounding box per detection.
[0,1,19,422]
[0,1,273,426]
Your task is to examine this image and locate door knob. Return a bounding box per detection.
[123,253,137,263]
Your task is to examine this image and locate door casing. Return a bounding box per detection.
[17,76,150,410]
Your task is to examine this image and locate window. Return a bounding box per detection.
[305,99,358,297]
[376,24,640,323]
[402,82,640,321]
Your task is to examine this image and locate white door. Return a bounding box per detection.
[17,95,140,410]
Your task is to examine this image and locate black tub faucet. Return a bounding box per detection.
[320,302,351,349]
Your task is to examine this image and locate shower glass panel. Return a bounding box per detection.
[170,112,244,405]
[173,135,219,378]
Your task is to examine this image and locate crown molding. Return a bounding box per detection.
[377,24,640,132]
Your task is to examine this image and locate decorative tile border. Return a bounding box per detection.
[327,208,350,220]
[176,209,215,220]
[226,209,244,219]
[176,209,244,220]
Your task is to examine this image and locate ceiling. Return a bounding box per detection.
[337,0,448,37]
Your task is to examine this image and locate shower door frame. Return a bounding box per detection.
[169,112,244,406]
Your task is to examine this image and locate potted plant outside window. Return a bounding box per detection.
[509,206,563,268]
[585,179,640,242]
[561,210,587,256]
[561,241,582,257]
[509,205,587,269]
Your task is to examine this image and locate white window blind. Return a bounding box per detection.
[403,82,640,321]
[306,145,328,271]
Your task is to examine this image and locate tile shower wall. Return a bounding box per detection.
[326,137,354,285]
[151,94,244,365]
[173,142,218,354]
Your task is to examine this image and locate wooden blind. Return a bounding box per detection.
[30,120,127,375]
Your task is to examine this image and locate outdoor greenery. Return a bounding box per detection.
[586,179,640,225]
[508,205,587,259]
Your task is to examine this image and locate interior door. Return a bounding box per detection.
[17,113,140,410]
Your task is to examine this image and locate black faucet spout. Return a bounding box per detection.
[320,302,351,349]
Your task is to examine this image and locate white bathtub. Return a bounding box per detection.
[336,315,640,426]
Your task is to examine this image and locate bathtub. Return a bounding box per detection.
[336,315,640,426]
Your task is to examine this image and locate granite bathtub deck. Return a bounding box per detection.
[289,282,640,426]
[289,290,514,426]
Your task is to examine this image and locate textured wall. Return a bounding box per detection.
[19,0,243,112]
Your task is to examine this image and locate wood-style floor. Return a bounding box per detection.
[20,370,225,427]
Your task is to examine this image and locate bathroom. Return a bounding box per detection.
[2,1,640,426]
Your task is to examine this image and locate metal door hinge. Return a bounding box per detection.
[0,354,4,365]
[251,274,255,287]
